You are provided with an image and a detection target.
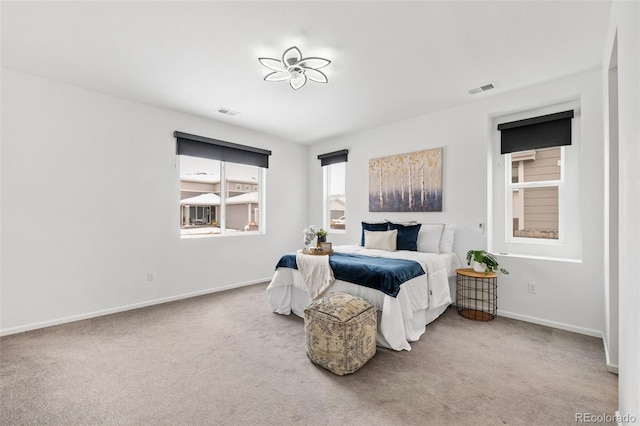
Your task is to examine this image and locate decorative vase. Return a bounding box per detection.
[473,261,486,273]
[303,225,316,251]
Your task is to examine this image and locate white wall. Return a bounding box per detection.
[603,34,620,373]
[308,68,605,337]
[605,1,640,421]
[0,69,308,334]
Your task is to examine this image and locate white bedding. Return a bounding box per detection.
[266,245,461,351]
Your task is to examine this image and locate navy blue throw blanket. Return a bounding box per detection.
[275,252,424,297]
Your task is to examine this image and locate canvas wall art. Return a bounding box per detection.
[369,148,443,212]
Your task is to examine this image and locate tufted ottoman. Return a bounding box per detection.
[304,292,377,375]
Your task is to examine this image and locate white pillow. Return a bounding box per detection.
[417,224,444,253]
[439,225,456,253]
[364,229,397,251]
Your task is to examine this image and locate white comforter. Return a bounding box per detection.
[267,245,460,351]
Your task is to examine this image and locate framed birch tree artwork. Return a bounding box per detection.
[369,148,443,212]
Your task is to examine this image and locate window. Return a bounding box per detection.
[325,162,346,231]
[490,103,581,260]
[188,205,212,226]
[175,131,270,238]
[318,149,348,232]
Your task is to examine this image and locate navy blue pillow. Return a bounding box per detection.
[387,222,422,251]
[361,221,389,246]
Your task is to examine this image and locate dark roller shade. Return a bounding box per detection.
[498,110,574,154]
[318,149,349,166]
[175,131,271,168]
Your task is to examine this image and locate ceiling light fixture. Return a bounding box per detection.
[259,46,331,90]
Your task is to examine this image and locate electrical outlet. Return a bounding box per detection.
[477,222,484,234]
[528,282,537,294]
[147,271,155,282]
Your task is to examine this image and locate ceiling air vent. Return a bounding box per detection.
[468,82,496,95]
[217,107,239,117]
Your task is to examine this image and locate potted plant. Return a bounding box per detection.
[466,250,509,275]
[315,228,328,244]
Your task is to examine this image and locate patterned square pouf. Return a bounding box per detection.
[304,292,377,375]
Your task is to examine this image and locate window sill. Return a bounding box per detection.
[493,252,582,263]
[180,231,264,239]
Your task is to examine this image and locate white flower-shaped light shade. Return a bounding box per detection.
[259,46,330,90]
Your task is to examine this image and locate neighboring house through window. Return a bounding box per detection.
[508,146,562,240]
[318,149,348,232]
[175,131,270,238]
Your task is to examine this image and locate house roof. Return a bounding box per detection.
[180,193,221,206]
[180,192,258,206]
[225,192,259,205]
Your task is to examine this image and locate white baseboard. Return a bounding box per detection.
[497,309,602,338]
[0,278,271,337]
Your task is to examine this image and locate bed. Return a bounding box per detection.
[266,222,461,351]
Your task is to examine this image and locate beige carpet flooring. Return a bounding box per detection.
[1,282,617,425]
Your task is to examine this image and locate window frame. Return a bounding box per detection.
[323,162,346,234]
[179,157,266,238]
[489,101,581,261]
[175,131,270,239]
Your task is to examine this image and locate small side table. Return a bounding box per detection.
[455,268,497,321]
